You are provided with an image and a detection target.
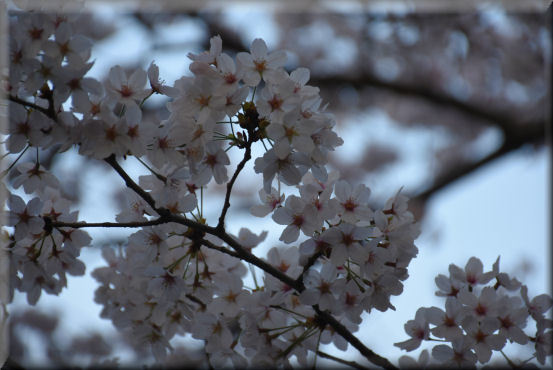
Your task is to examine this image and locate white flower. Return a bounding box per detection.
[187,35,222,64]
[237,38,287,86]
[233,228,267,251]
[496,295,529,345]
[254,149,309,193]
[449,257,495,289]
[209,276,249,317]
[458,286,499,321]
[250,187,285,217]
[334,180,373,223]
[264,246,303,294]
[272,195,318,243]
[105,65,148,123]
[434,273,464,298]
[432,338,477,367]
[13,162,60,194]
[299,263,345,311]
[394,307,430,351]
[425,297,464,341]
[398,349,430,369]
[534,318,553,365]
[520,285,553,321]
[322,223,370,266]
[147,61,178,97]
[7,194,44,241]
[191,312,233,354]
[198,142,230,184]
[462,316,505,363]
[337,280,365,324]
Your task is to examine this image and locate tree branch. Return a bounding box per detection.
[199,238,241,260]
[47,218,167,229]
[317,350,370,370]
[105,154,396,368]
[217,142,252,230]
[310,73,543,136]
[411,121,545,205]
[315,306,396,369]
[8,95,51,117]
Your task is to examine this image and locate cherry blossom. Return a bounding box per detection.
[4,16,551,368]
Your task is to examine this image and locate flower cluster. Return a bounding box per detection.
[395,257,553,367]
[3,8,551,369]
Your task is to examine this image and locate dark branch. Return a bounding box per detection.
[9,95,51,117]
[317,350,370,370]
[199,238,241,260]
[411,121,545,205]
[314,306,396,369]
[217,142,252,230]
[310,73,543,136]
[105,154,395,368]
[48,218,167,229]
[296,250,325,287]
[104,154,160,214]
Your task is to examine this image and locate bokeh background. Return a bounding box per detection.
[4,1,551,367]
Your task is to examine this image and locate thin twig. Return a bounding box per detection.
[217,140,252,230]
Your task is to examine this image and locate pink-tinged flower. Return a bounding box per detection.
[398,349,430,369]
[145,266,185,303]
[534,318,553,365]
[209,276,249,317]
[426,297,464,341]
[191,312,233,354]
[187,35,222,65]
[458,286,499,320]
[43,22,92,65]
[19,261,61,305]
[272,195,318,243]
[223,85,249,116]
[267,109,317,159]
[198,142,230,184]
[264,246,301,294]
[394,307,430,351]
[334,180,373,223]
[13,162,60,194]
[449,257,495,288]
[299,263,345,311]
[496,295,529,345]
[254,149,310,193]
[432,338,477,367]
[322,223,370,266]
[521,285,553,321]
[462,316,505,363]
[6,104,52,153]
[435,274,464,298]
[105,65,149,123]
[337,280,365,324]
[233,228,267,252]
[7,195,44,241]
[250,187,285,217]
[147,61,178,97]
[215,53,244,93]
[256,79,298,122]
[289,67,319,98]
[180,75,226,124]
[237,38,287,86]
